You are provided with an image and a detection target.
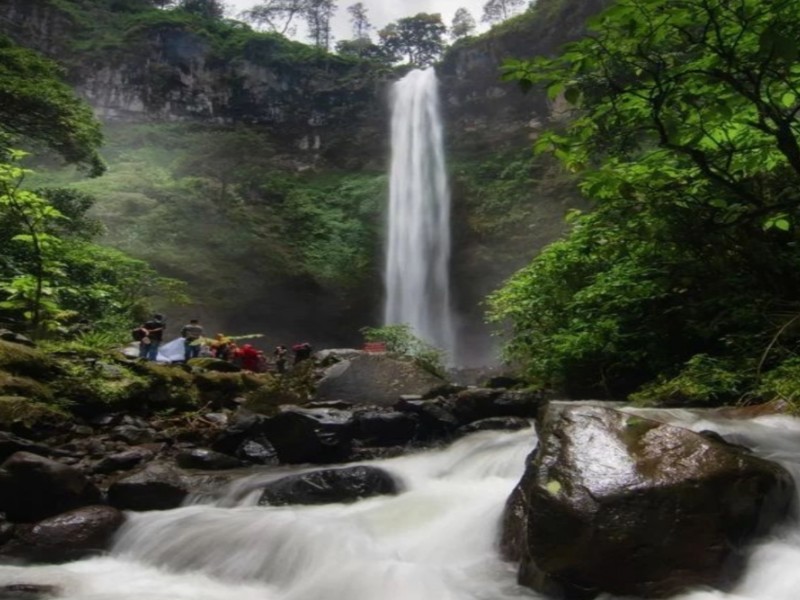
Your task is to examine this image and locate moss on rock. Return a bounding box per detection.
[0,341,60,380]
[0,395,71,436]
[0,371,54,401]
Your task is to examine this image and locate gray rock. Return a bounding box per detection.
[93,447,154,474]
[263,406,354,464]
[457,416,531,434]
[175,448,241,470]
[0,452,102,523]
[353,410,418,446]
[315,353,446,406]
[107,463,188,511]
[258,465,398,506]
[501,404,795,599]
[2,505,125,563]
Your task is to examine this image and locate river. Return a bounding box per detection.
[2,410,800,600]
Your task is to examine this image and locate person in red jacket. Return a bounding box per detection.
[236,344,261,371]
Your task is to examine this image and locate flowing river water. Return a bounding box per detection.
[3,410,800,600]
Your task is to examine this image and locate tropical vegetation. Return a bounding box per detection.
[490,0,800,404]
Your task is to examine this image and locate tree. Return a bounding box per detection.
[450,7,476,40]
[177,0,226,19]
[0,37,104,176]
[304,0,337,49]
[378,13,447,67]
[335,38,391,63]
[491,0,800,396]
[240,0,306,36]
[481,0,524,24]
[347,2,371,40]
[0,151,63,335]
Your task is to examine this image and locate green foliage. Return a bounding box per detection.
[0,396,70,433]
[360,324,445,377]
[0,37,104,175]
[757,358,800,409]
[491,0,800,398]
[629,355,748,407]
[378,13,447,66]
[0,151,188,335]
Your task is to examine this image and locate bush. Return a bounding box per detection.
[360,324,445,377]
[629,355,748,408]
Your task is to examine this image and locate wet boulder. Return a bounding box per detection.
[2,505,125,563]
[457,416,531,434]
[107,463,188,511]
[211,407,267,455]
[0,452,102,523]
[175,448,241,470]
[258,465,398,506]
[395,397,459,441]
[315,352,446,406]
[449,388,544,425]
[501,403,795,599]
[262,406,354,464]
[353,410,418,446]
[93,447,155,474]
[236,436,279,465]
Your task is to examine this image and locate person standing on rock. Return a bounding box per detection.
[181,318,204,361]
[274,344,288,374]
[139,313,166,361]
[292,342,313,365]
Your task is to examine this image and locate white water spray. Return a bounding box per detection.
[384,68,456,361]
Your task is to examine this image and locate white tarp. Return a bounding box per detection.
[122,338,186,363]
[157,338,186,362]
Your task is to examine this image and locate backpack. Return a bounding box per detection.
[131,327,147,342]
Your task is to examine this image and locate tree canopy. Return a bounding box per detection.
[0,37,104,176]
[491,0,800,400]
[378,13,447,67]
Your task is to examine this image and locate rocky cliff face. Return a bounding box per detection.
[0,0,607,356]
[2,0,388,170]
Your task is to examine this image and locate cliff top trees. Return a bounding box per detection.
[491,0,800,397]
[451,8,477,40]
[347,2,371,40]
[481,0,525,24]
[378,13,447,67]
[242,0,337,49]
[0,37,103,176]
[176,0,226,19]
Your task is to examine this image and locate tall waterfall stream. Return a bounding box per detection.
[3,411,800,600]
[384,68,456,361]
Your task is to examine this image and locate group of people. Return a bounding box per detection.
[133,314,313,374]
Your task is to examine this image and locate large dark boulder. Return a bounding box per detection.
[2,505,124,563]
[107,463,188,511]
[258,465,398,506]
[0,452,102,523]
[352,410,418,446]
[449,388,544,424]
[211,407,267,455]
[394,397,460,441]
[262,407,354,464]
[315,352,446,406]
[501,404,795,599]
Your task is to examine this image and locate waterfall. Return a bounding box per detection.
[384,68,456,362]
